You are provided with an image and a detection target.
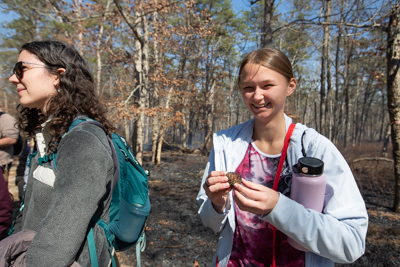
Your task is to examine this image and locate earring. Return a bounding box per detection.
[57,89,60,93]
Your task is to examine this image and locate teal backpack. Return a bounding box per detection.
[32,117,150,267]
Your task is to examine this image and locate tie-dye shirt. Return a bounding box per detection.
[228,142,305,267]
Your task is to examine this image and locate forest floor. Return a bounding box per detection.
[6,143,400,267]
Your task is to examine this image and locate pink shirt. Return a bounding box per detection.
[228,142,305,267]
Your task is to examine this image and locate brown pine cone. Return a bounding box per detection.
[226,172,242,188]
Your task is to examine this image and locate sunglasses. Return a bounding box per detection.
[13,61,47,79]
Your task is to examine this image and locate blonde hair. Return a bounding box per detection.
[237,47,293,86]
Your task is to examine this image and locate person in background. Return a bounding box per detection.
[0,108,19,174]
[196,47,368,267]
[0,39,115,267]
[0,170,12,241]
[0,108,18,241]
[15,138,36,202]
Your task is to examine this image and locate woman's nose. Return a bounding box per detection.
[253,86,264,100]
[9,73,18,84]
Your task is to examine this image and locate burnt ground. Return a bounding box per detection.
[116,144,400,267]
[7,143,400,267]
[116,151,216,267]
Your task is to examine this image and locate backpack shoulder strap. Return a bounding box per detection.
[301,130,307,157]
[71,119,119,191]
[64,118,120,267]
[38,116,119,189]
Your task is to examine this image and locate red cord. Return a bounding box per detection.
[271,123,296,267]
[217,124,296,267]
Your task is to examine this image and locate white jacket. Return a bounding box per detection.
[196,115,368,267]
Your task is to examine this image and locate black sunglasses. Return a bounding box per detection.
[13,61,47,79]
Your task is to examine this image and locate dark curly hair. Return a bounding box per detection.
[17,39,114,154]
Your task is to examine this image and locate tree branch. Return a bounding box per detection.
[125,84,141,112]
[274,3,390,33]
[353,157,394,163]
[113,0,144,46]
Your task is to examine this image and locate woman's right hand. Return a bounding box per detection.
[203,171,231,214]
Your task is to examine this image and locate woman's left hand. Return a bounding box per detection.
[233,179,279,215]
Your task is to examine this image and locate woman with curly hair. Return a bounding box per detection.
[4,40,115,267]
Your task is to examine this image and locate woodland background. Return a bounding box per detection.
[2,1,400,266]
[1,0,400,210]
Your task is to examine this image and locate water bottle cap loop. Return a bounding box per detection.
[294,157,324,176]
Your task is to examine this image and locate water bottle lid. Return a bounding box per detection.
[296,157,324,176]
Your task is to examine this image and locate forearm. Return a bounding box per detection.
[197,159,229,233]
[265,193,367,263]
[0,137,17,148]
[198,197,229,234]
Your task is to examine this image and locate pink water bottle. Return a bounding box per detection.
[288,157,326,251]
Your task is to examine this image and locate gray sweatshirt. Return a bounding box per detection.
[14,123,114,267]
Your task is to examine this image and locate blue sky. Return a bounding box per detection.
[0,8,15,22]
[1,1,252,24]
[232,0,251,13]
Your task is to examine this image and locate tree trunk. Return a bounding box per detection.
[352,76,362,147]
[379,92,388,141]
[95,0,111,95]
[382,123,391,157]
[187,111,196,147]
[260,0,274,48]
[155,87,174,165]
[155,124,165,165]
[73,0,84,55]
[324,0,333,140]
[343,43,357,147]
[319,0,331,136]
[113,0,150,165]
[386,4,400,212]
[182,112,188,149]
[124,118,130,143]
[228,52,240,128]
[203,79,216,152]
[133,35,144,163]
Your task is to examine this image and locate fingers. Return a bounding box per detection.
[240,178,264,190]
[234,189,253,210]
[233,181,279,215]
[204,171,228,191]
[203,171,232,212]
[210,170,227,177]
[203,180,230,192]
[233,179,264,200]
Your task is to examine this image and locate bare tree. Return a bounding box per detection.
[95,0,112,95]
[386,4,400,212]
[319,0,331,137]
[113,0,150,164]
[250,0,274,47]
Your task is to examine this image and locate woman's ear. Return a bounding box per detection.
[286,78,297,96]
[53,68,66,86]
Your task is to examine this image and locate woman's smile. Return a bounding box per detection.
[9,50,59,113]
[253,103,270,108]
[240,63,296,123]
